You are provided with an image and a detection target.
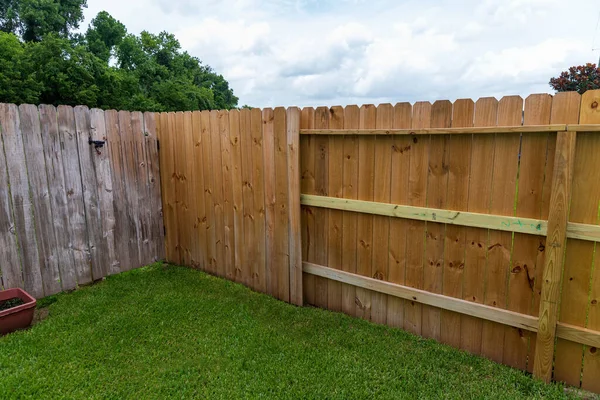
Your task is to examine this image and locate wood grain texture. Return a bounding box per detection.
[300,107,316,305]
[173,112,191,266]
[39,105,78,289]
[219,111,235,281]
[0,106,24,291]
[263,108,276,295]
[423,101,451,341]
[300,196,547,236]
[200,111,216,274]
[537,91,582,385]
[131,111,152,266]
[19,104,62,294]
[91,108,119,274]
[250,108,267,292]
[404,102,431,335]
[441,99,473,348]
[340,106,359,315]
[480,96,522,363]
[304,262,539,332]
[58,105,92,283]
[577,90,600,393]
[274,107,290,301]
[387,103,412,328]
[533,129,576,382]
[182,112,199,269]
[119,110,144,270]
[313,107,330,309]
[504,94,552,371]
[229,110,245,282]
[2,103,44,297]
[355,105,376,320]
[239,109,255,287]
[461,97,496,354]
[106,110,131,269]
[326,106,344,312]
[156,113,176,264]
[371,104,393,325]
[210,111,225,276]
[300,125,565,135]
[190,111,207,270]
[143,112,165,262]
[74,106,106,281]
[287,107,303,306]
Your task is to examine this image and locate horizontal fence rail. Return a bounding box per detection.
[302,262,600,348]
[301,124,599,135]
[299,92,600,392]
[301,194,600,242]
[300,124,568,135]
[5,91,600,394]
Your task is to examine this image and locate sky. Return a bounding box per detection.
[83,0,600,108]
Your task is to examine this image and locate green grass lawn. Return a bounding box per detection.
[0,263,583,399]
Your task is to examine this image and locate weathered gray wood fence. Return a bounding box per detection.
[0,104,164,298]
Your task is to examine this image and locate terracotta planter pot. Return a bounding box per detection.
[0,288,36,335]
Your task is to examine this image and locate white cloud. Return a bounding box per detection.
[82,0,600,107]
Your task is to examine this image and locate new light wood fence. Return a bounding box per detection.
[155,109,302,305]
[157,90,600,392]
[0,104,164,299]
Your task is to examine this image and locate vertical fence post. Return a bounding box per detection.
[287,107,303,306]
[533,128,576,382]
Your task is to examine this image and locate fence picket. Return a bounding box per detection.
[423,101,451,341]
[20,104,62,294]
[131,112,152,266]
[327,106,344,312]
[229,110,245,282]
[143,112,165,262]
[480,96,522,363]
[387,103,412,328]
[2,104,44,298]
[356,105,376,320]
[440,99,473,348]
[404,102,432,335]
[0,114,21,290]
[460,97,497,354]
[341,106,360,316]
[74,106,106,281]
[274,107,290,301]
[300,107,316,305]
[240,109,255,287]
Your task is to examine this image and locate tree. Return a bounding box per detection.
[549,63,600,94]
[0,5,238,111]
[1,0,88,41]
[0,32,41,103]
[85,11,126,63]
[25,33,104,106]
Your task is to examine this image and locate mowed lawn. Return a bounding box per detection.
[0,263,580,399]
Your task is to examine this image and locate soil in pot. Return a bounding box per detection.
[0,297,25,311]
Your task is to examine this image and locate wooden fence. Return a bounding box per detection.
[157,90,600,392]
[0,104,164,299]
[155,109,302,305]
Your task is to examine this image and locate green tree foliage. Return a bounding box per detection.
[85,11,126,63]
[0,2,238,111]
[549,63,600,94]
[0,32,40,103]
[1,0,87,42]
